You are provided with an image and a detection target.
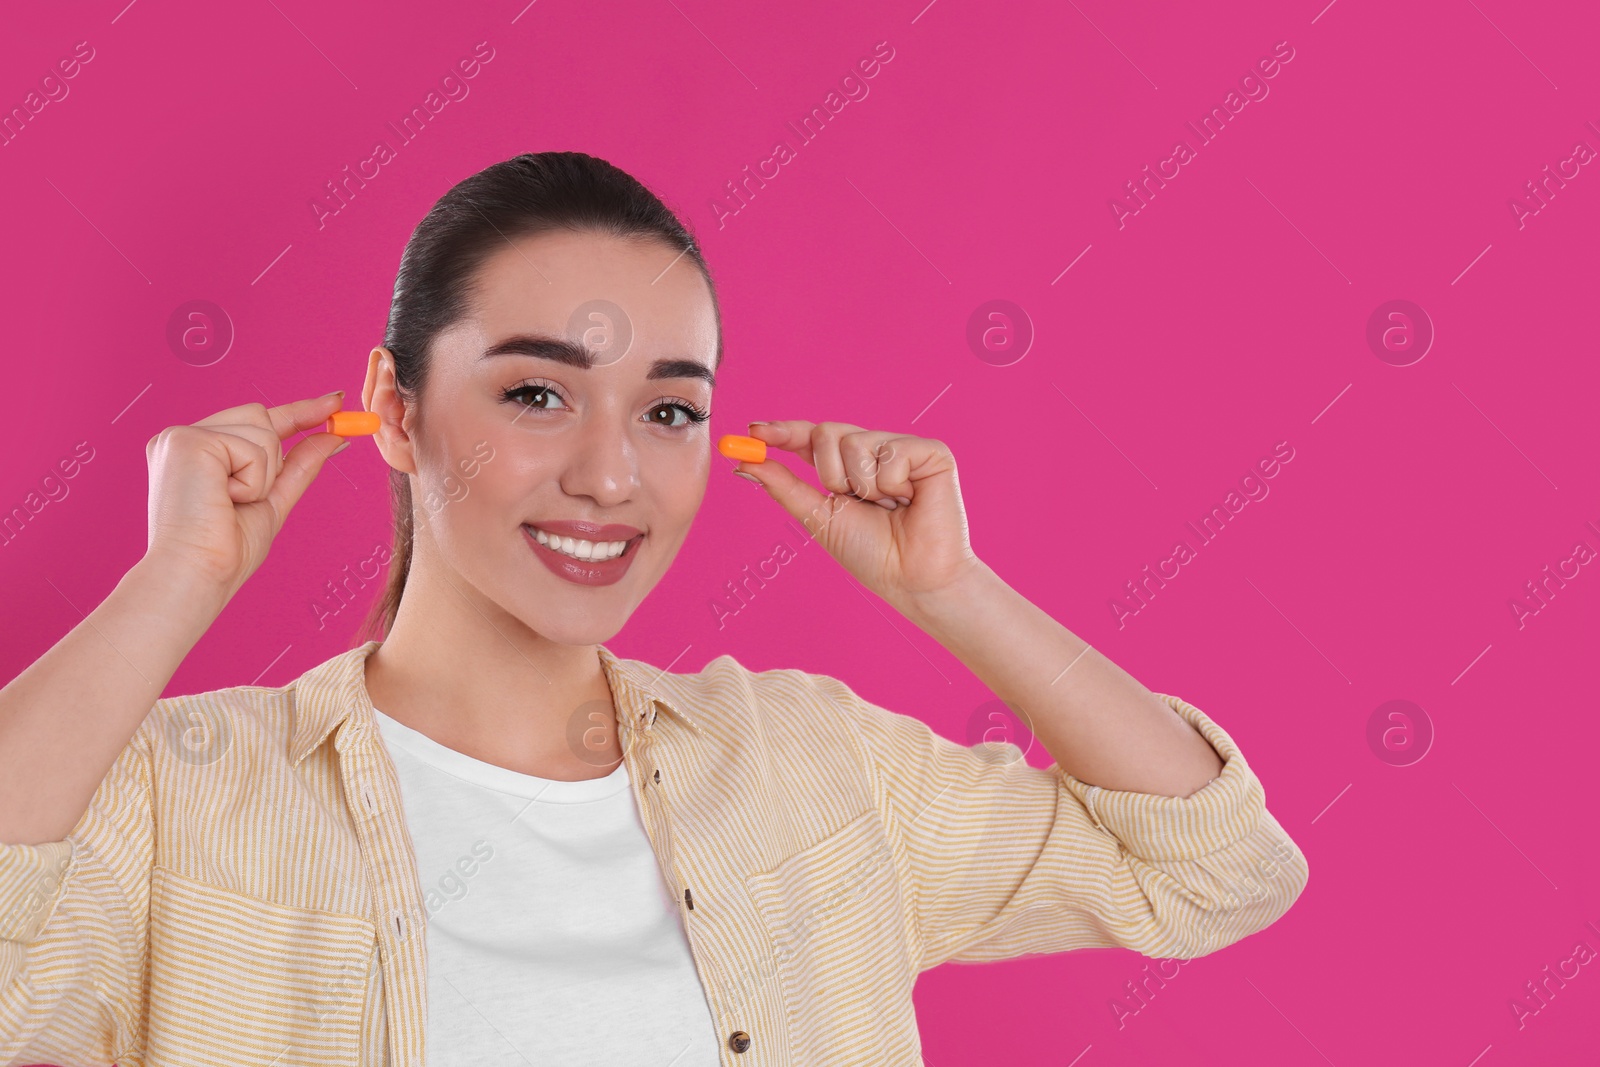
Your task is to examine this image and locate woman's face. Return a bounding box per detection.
[370,228,719,646]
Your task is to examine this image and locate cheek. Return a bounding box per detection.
[647,451,710,521]
[453,451,530,521]
[418,431,529,524]
[458,433,587,534]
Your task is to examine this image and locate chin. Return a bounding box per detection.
[525,612,629,648]
[506,579,647,648]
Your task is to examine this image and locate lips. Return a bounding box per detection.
[521,521,644,587]
[527,519,643,541]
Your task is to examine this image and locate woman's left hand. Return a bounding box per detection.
[729,421,985,609]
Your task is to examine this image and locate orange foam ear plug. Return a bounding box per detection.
[717,434,766,463]
[326,410,381,436]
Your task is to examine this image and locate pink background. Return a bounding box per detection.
[3,0,1598,1063]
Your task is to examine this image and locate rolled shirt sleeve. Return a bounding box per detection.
[812,675,1309,971]
[1050,692,1309,957]
[0,714,156,1067]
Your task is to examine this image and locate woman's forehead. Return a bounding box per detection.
[470,231,717,359]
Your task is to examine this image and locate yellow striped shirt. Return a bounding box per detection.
[0,639,1307,1066]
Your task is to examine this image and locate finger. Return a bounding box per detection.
[202,430,276,504]
[732,456,847,534]
[194,393,346,443]
[264,432,348,528]
[808,421,872,496]
[745,421,817,468]
[861,435,934,503]
[203,421,290,461]
[747,420,869,488]
[838,431,904,501]
[865,437,917,499]
[199,423,291,498]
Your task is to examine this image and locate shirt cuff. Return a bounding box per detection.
[0,839,74,944]
[1053,693,1267,862]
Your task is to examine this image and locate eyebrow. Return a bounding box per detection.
[480,333,716,389]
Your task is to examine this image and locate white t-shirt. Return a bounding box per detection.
[372,707,723,1066]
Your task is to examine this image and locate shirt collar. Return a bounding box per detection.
[287,640,704,768]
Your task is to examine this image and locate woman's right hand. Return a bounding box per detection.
[142,392,353,597]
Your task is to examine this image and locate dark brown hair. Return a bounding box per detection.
[354,152,721,644]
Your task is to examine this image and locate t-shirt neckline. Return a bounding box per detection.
[371,706,631,802]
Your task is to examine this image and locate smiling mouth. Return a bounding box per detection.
[523,524,643,562]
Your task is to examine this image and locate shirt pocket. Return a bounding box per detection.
[145,865,377,1067]
[742,806,922,1065]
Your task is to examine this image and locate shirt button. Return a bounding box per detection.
[727,1031,751,1053]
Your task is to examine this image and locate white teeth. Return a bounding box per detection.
[529,526,630,562]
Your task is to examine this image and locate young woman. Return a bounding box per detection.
[0,152,1307,1067]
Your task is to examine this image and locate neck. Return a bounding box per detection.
[363,554,622,780]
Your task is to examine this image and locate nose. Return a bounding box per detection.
[558,414,640,507]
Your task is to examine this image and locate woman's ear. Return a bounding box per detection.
[361,346,384,414]
[363,346,417,475]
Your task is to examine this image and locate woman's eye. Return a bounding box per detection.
[505,385,566,410]
[648,403,687,427]
[646,402,707,428]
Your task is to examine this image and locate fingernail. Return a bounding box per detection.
[732,470,761,484]
[894,496,910,506]
[874,497,897,509]
[323,389,346,400]
[331,438,351,455]
[748,420,769,428]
